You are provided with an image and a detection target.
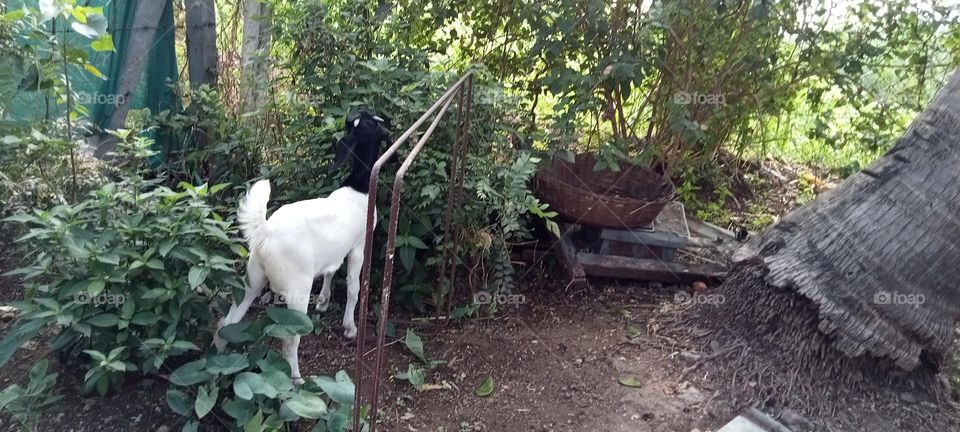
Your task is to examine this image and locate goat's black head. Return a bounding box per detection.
[333,109,391,193]
[332,109,391,170]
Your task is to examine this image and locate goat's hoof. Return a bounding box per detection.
[292,377,305,385]
[343,328,358,340]
[315,302,329,312]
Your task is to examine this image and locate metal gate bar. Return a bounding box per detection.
[352,72,473,430]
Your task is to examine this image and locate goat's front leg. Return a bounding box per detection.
[343,247,363,339]
[214,257,266,351]
[315,273,333,312]
[282,278,311,385]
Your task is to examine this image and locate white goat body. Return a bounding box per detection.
[241,181,370,288]
[215,179,373,382]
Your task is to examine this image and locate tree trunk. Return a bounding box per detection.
[731,69,960,372]
[240,0,272,112]
[93,0,168,158]
[184,0,218,89]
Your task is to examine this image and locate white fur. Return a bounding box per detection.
[214,179,374,383]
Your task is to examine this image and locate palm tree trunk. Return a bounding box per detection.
[730,69,960,372]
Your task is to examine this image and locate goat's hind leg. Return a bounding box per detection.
[342,246,363,340]
[315,272,333,312]
[281,276,312,384]
[213,256,267,351]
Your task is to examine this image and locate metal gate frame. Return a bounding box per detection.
[352,72,473,430]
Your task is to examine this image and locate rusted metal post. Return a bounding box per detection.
[445,75,473,320]
[352,73,472,431]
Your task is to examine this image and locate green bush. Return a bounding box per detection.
[0,136,243,395]
[0,359,62,432]
[266,1,552,317]
[168,308,357,432]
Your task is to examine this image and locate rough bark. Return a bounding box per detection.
[240,0,272,112]
[185,0,218,89]
[93,0,168,158]
[733,69,960,371]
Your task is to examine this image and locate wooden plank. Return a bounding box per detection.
[600,228,688,249]
[578,252,726,284]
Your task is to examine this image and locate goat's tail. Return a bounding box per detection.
[238,180,271,248]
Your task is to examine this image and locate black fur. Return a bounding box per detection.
[336,110,390,193]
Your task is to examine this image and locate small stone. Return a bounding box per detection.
[19,341,39,350]
[157,426,170,432]
[574,358,583,365]
[780,408,814,430]
[899,392,917,404]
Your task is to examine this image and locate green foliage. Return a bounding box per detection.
[169,309,356,432]
[0,137,243,394]
[0,2,117,215]
[394,329,447,391]
[0,359,62,432]
[265,1,550,317]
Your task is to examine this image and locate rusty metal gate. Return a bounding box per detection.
[352,72,473,430]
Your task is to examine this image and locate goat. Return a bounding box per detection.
[213,110,390,383]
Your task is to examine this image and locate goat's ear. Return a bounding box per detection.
[331,133,357,170]
[345,111,362,133]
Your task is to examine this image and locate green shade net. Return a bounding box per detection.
[3,0,179,146]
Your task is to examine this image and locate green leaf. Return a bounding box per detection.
[404,328,427,363]
[97,252,120,265]
[85,314,119,327]
[169,360,212,386]
[264,307,313,338]
[1,10,26,22]
[206,353,249,375]
[195,384,218,419]
[82,63,107,79]
[87,279,106,296]
[91,34,116,52]
[223,398,256,424]
[398,246,415,272]
[406,236,429,249]
[617,376,643,388]
[219,322,257,344]
[167,389,192,416]
[474,376,495,397]
[234,372,277,400]
[159,239,177,257]
[188,266,209,288]
[243,409,264,432]
[283,390,328,419]
[312,374,355,406]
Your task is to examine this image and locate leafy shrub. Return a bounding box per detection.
[262,1,551,317]
[0,359,62,432]
[168,308,357,432]
[0,136,243,394]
